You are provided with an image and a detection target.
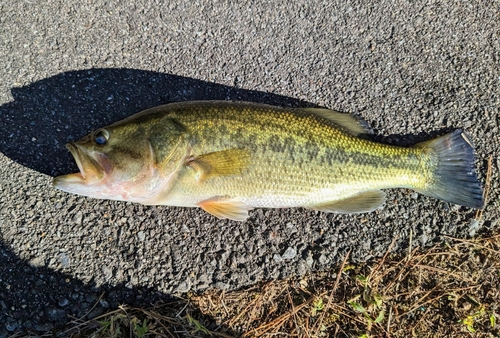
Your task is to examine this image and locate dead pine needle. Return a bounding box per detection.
[475,154,493,220]
[55,230,500,338]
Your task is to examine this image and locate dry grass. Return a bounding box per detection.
[37,231,499,338]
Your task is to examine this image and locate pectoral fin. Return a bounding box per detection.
[198,196,251,221]
[310,190,386,214]
[187,148,251,182]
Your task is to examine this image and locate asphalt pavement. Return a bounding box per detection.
[0,0,498,334]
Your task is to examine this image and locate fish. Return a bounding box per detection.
[53,101,484,221]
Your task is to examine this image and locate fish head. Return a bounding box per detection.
[53,115,187,202]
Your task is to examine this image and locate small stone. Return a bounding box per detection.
[282,247,297,260]
[34,323,54,331]
[28,256,45,268]
[58,253,70,268]
[103,266,113,281]
[319,254,328,264]
[177,280,191,293]
[5,319,18,332]
[58,298,69,307]
[273,253,283,263]
[85,294,97,303]
[214,282,230,290]
[99,299,109,308]
[469,219,483,237]
[72,211,83,224]
[297,261,307,275]
[137,231,145,241]
[305,254,314,267]
[45,307,67,322]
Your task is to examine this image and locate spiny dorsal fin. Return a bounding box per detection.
[309,190,386,213]
[198,196,251,221]
[187,148,251,182]
[301,108,373,136]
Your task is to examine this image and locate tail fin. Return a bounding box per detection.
[415,130,484,209]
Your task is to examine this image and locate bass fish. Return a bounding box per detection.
[53,101,483,221]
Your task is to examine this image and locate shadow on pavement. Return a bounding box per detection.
[0,68,315,177]
[0,239,239,336]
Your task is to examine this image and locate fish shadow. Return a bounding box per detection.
[0,239,239,336]
[0,68,316,177]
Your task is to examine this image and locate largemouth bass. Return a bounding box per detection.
[53,101,483,221]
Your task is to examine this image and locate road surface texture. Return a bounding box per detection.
[0,0,498,334]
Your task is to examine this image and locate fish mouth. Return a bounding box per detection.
[67,143,88,180]
[53,143,111,189]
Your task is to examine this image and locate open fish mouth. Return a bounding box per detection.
[66,143,88,180]
[53,143,111,191]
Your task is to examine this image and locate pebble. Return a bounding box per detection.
[177,280,191,293]
[45,307,67,322]
[33,323,54,331]
[305,253,314,267]
[72,211,83,224]
[282,247,297,260]
[137,231,145,241]
[5,319,18,332]
[468,219,483,237]
[85,294,97,303]
[58,298,69,307]
[58,253,70,268]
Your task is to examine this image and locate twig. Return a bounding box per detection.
[386,306,393,335]
[407,229,413,262]
[220,290,230,317]
[370,235,398,282]
[228,292,262,327]
[314,249,351,336]
[409,264,469,281]
[475,154,493,220]
[175,300,190,318]
[287,288,304,337]
[443,235,500,255]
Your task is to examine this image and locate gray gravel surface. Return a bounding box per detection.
[0,0,499,335]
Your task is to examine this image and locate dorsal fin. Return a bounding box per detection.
[301,108,373,136]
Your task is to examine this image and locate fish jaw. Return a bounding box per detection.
[53,143,112,198]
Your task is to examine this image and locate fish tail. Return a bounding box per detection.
[416,130,484,209]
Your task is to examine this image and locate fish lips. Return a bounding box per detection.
[53,143,113,190]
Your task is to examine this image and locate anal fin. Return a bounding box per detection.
[310,190,386,214]
[198,196,251,221]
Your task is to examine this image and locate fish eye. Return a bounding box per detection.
[93,129,109,145]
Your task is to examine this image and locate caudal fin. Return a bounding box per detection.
[415,130,484,209]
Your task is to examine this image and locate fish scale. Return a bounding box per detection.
[53,100,483,221]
